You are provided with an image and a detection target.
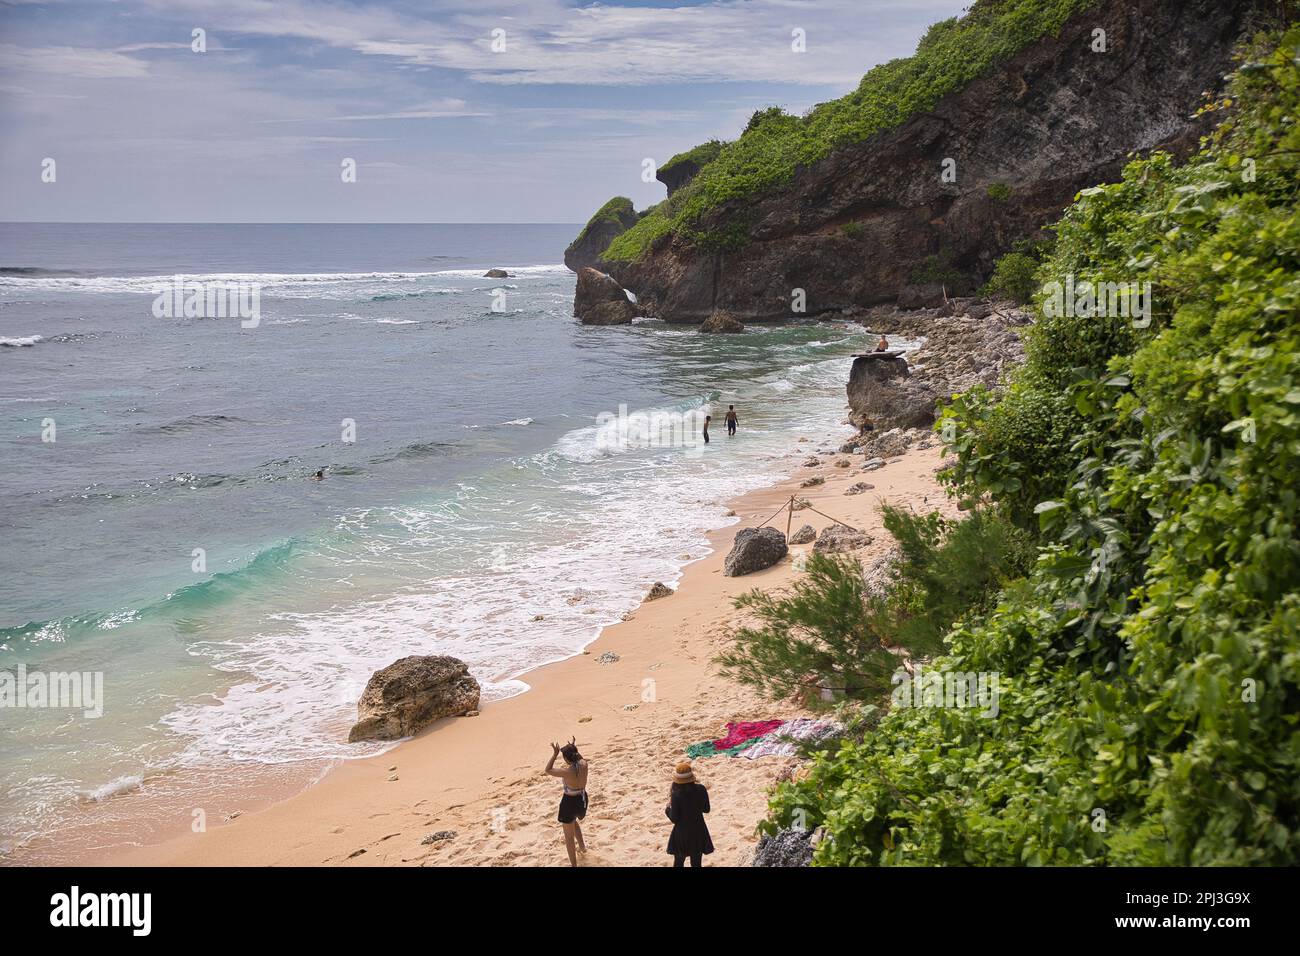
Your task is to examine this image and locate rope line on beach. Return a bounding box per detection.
[754,495,861,536]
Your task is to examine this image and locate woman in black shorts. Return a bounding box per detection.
[545,737,589,866]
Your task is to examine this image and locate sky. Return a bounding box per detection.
[0,0,969,222]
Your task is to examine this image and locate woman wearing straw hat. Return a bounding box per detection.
[665,760,713,867]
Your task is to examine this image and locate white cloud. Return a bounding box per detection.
[0,43,150,78]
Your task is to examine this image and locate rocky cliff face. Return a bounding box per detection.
[597,0,1272,323]
[565,197,640,273]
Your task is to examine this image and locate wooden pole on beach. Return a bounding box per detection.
[785,495,794,541]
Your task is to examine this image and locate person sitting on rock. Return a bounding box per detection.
[546,738,588,866]
[874,334,890,352]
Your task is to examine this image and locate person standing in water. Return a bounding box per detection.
[665,760,713,867]
[545,738,588,866]
[703,414,711,444]
[725,405,738,437]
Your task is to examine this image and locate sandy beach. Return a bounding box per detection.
[94,439,952,868]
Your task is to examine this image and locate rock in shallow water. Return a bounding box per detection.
[348,655,480,742]
[699,309,745,333]
[573,267,637,325]
[723,526,788,576]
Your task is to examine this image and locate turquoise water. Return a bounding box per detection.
[0,223,876,857]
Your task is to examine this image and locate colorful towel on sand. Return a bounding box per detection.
[685,717,844,759]
[713,720,784,751]
[738,718,841,759]
[685,737,764,760]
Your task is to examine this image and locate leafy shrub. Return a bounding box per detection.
[909,251,968,287]
[981,237,1051,303]
[766,27,1300,866]
[717,506,1031,707]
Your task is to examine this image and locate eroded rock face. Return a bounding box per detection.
[574,267,637,325]
[724,526,788,576]
[348,656,481,742]
[596,0,1257,322]
[847,353,938,431]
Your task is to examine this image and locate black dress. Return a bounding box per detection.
[666,783,714,857]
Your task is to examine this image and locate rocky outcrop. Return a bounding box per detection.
[573,267,637,325]
[593,0,1268,323]
[483,269,510,278]
[847,304,1028,429]
[565,197,640,273]
[724,527,788,576]
[348,656,480,742]
[699,310,745,334]
[846,352,938,431]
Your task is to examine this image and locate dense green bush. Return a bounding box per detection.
[765,27,1300,865]
[981,238,1051,302]
[602,0,1099,261]
[717,506,1031,707]
[658,139,725,181]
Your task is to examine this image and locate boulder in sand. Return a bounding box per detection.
[645,582,674,601]
[788,524,816,545]
[723,526,788,576]
[348,655,480,742]
[814,524,873,554]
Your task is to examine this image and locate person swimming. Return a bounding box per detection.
[545,737,588,866]
[310,469,325,481]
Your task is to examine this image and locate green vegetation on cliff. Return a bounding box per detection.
[658,139,725,180]
[573,195,635,246]
[602,0,1100,262]
[756,28,1300,865]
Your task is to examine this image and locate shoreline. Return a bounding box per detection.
[72,434,951,867]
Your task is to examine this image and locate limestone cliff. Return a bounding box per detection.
[577,0,1281,323]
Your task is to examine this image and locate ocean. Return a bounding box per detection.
[0,222,881,861]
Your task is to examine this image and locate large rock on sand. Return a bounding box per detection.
[846,352,939,431]
[574,267,637,326]
[348,655,480,742]
[724,526,788,577]
[814,524,873,554]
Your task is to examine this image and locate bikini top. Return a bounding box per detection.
[563,762,585,795]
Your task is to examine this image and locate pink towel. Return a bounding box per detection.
[712,719,784,751]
